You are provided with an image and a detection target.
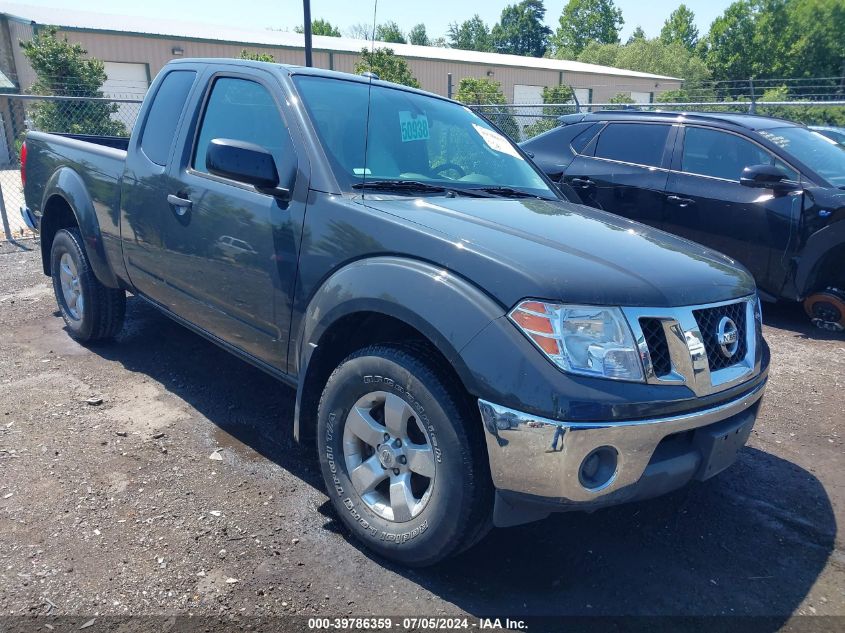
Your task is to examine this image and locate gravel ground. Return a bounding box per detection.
[0,239,843,627]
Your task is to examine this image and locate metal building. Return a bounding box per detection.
[0,3,681,105]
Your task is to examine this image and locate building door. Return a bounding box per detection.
[513,84,544,135]
[630,91,653,104]
[103,62,150,130]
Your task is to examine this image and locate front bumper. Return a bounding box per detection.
[478,379,766,525]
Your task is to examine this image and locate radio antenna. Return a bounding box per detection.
[360,0,378,196]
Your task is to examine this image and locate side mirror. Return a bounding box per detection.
[206,138,290,199]
[740,164,799,192]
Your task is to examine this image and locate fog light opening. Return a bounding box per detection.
[579,446,618,491]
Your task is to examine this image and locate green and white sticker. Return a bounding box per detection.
[399,111,430,142]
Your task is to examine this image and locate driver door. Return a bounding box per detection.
[156,71,301,368]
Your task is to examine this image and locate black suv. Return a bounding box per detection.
[523,111,845,330]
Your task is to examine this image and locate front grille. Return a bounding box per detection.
[640,317,672,377]
[693,301,748,371]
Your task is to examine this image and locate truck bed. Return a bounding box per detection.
[23,131,128,277]
[24,131,127,219]
[55,133,130,152]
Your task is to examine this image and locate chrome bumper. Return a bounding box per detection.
[478,380,766,505]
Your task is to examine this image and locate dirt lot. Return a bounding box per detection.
[1,239,843,628]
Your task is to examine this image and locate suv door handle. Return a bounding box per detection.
[570,177,595,187]
[667,195,694,207]
[167,194,192,216]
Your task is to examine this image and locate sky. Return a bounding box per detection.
[11,0,735,42]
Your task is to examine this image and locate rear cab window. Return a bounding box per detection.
[139,70,197,166]
[593,122,671,168]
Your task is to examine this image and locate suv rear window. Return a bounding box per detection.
[594,123,670,167]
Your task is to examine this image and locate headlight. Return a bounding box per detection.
[509,300,644,381]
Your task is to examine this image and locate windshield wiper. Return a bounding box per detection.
[464,186,552,199]
[352,180,446,193]
[351,179,490,198]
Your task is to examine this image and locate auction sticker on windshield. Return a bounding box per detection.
[472,123,522,159]
[399,111,430,142]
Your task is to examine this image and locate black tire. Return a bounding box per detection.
[317,344,492,566]
[50,228,126,343]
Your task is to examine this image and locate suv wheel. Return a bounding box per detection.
[50,228,126,342]
[804,287,845,332]
[317,344,491,566]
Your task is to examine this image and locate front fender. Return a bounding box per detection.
[41,167,119,288]
[793,219,845,298]
[292,256,507,438]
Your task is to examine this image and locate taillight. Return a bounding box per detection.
[20,141,27,187]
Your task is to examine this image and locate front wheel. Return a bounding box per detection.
[317,344,492,566]
[50,228,126,342]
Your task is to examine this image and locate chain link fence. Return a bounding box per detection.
[472,99,845,143]
[0,94,141,240]
[469,77,845,143]
[2,76,845,238]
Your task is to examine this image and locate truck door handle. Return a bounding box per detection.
[167,194,192,216]
[570,177,594,187]
[667,195,694,207]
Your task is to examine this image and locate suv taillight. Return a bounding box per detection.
[20,141,27,187]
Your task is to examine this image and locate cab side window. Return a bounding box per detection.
[140,70,196,166]
[193,77,291,176]
[681,127,798,181]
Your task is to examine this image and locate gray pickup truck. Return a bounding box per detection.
[21,59,769,566]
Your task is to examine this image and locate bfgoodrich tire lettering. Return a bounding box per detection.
[317,344,491,566]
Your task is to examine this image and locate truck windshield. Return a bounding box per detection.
[293,75,556,199]
[757,126,845,188]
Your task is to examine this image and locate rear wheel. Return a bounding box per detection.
[50,228,126,342]
[317,344,492,566]
[803,288,845,332]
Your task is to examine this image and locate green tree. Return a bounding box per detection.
[239,49,274,62]
[354,48,420,88]
[295,18,341,37]
[700,1,758,81]
[375,21,406,44]
[607,92,636,108]
[408,24,430,46]
[522,84,576,138]
[775,0,845,79]
[19,26,127,136]
[491,0,552,57]
[551,0,624,58]
[454,77,519,139]
[579,38,711,82]
[660,4,699,51]
[447,15,493,52]
[627,26,646,43]
[756,85,845,126]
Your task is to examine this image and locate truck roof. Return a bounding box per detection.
[167,57,448,101]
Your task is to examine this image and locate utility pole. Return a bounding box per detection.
[303,0,313,67]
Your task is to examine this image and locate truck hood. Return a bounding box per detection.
[363,196,756,308]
